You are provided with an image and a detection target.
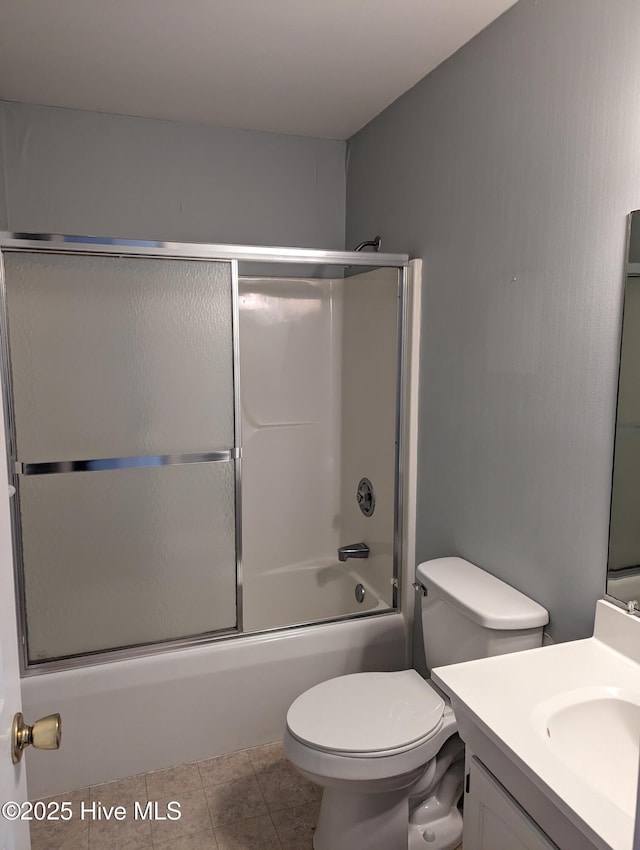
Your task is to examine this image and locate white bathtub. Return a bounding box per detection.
[22,610,405,799]
[243,561,389,631]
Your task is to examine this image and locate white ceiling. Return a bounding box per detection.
[0,0,518,140]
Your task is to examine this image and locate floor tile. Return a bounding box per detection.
[271,800,320,850]
[255,763,320,813]
[214,814,282,850]
[149,789,213,843]
[31,741,468,850]
[246,743,287,775]
[152,827,218,849]
[87,774,151,848]
[91,774,148,806]
[146,763,203,800]
[32,786,92,817]
[204,776,268,826]
[88,808,153,850]
[30,823,90,850]
[198,751,255,788]
[30,788,91,850]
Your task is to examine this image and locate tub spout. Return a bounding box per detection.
[337,543,370,562]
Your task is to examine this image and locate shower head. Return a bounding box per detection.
[353,236,381,253]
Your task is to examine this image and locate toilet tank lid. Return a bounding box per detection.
[416,558,549,630]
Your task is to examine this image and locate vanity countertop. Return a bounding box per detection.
[432,599,640,850]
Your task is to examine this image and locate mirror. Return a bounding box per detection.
[607,211,640,604]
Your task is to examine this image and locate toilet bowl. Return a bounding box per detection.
[284,558,549,850]
[283,670,461,850]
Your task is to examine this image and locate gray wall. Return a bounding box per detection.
[0,101,346,248]
[346,0,640,641]
[0,110,7,230]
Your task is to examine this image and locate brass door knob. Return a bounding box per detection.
[12,712,61,764]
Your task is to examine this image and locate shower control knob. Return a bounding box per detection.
[356,478,375,517]
[12,712,62,764]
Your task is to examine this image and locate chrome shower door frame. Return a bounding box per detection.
[0,233,410,674]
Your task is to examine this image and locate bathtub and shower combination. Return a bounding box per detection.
[0,234,420,798]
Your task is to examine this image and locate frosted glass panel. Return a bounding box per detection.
[20,462,237,662]
[4,252,234,462]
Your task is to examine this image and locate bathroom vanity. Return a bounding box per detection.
[433,599,640,850]
[462,755,561,849]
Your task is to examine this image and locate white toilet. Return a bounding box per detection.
[283,557,549,850]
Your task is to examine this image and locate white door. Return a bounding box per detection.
[0,402,29,850]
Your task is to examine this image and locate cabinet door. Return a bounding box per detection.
[464,757,559,850]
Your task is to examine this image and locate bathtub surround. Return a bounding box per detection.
[240,269,402,622]
[345,0,640,642]
[339,268,400,607]
[239,276,344,630]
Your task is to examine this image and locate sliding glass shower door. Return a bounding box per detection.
[2,250,239,665]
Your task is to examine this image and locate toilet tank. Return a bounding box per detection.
[416,558,549,671]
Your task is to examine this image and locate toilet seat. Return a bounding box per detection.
[286,669,445,758]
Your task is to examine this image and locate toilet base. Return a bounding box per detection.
[313,786,410,850]
[408,807,463,850]
[408,745,464,849]
[312,783,463,850]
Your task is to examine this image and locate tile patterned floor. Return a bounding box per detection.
[29,743,320,850]
[29,741,464,850]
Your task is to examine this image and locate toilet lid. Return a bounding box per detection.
[286,670,445,755]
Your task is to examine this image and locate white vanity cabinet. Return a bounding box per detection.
[463,754,559,850]
[432,601,640,850]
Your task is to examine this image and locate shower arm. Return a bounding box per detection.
[353,236,381,253]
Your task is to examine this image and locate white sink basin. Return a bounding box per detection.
[532,686,640,817]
